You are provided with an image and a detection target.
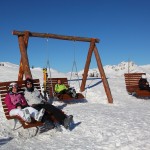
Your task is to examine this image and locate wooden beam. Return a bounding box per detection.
[12,30,100,43]
[80,39,96,92]
[94,45,113,103]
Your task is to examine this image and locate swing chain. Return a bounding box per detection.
[69,40,80,89]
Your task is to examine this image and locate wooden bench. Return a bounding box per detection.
[46,78,84,101]
[0,79,43,129]
[124,73,150,98]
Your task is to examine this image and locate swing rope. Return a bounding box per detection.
[69,41,81,89]
[44,38,54,97]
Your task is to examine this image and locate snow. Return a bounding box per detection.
[0,61,150,150]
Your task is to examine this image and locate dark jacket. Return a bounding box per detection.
[138,78,149,90]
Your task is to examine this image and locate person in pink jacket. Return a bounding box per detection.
[5,82,45,123]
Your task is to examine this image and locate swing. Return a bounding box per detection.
[124,73,150,98]
[0,79,44,130]
[46,77,85,101]
[124,61,150,98]
[43,40,85,102]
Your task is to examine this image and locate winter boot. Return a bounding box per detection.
[54,122,63,132]
[23,109,31,123]
[63,115,73,129]
[35,108,45,122]
[71,89,77,98]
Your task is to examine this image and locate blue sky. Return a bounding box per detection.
[1,0,150,72]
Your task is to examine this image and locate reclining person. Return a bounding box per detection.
[55,79,78,99]
[138,74,150,92]
[24,78,73,131]
[5,82,45,123]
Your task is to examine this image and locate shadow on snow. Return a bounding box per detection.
[0,137,13,146]
[68,77,103,90]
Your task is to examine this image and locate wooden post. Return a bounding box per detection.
[128,59,130,74]
[18,36,32,79]
[18,31,30,81]
[94,45,113,103]
[18,61,24,81]
[80,39,96,92]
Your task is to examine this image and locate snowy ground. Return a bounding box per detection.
[0,62,150,150]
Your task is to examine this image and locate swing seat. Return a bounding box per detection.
[0,79,44,129]
[46,78,85,101]
[124,73,150,98]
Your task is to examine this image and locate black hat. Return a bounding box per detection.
[25,78,34,92]
[25,78,34,86]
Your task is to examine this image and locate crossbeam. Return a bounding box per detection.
[12,30,100,43]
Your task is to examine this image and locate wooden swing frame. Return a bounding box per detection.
[12,30,113,103]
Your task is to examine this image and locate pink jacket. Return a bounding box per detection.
[5,93,28,113]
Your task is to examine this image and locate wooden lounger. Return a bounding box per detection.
[124,73,150,98]
[0,79,43,129]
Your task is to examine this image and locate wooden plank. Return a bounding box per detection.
[56,93,84,101]
[124,73,145,76]
[136,89,150,97]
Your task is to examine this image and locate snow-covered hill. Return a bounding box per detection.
[78,61,150,78]
[0,61,150,150]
